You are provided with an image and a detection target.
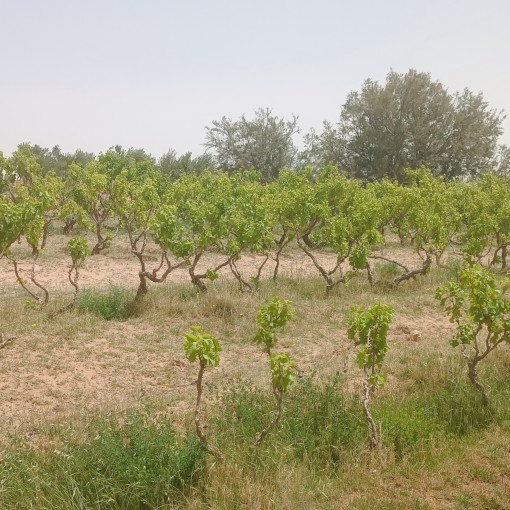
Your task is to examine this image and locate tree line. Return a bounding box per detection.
[2,69,508,183]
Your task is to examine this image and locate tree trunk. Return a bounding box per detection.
[467,360,489,407]
[63,218,76,235]
[91,226,106,255]
[136,272,148,299]
[255,388,283,447]
[363,372,378,449]
[272,238,290,281]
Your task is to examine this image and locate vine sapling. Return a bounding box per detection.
[252,297,296,446]
[51,237,90,316]
[436,265,510,406]
[253,297,294,354]
[254,352,297,446]
[184,325,223,457]
[347,302,395,449]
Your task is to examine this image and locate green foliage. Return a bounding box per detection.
[112,170,161,227]
[347,302,395,387]
[253,297,294,353]
[0,170,64,254]
[205,268,219,281]
[252,298,296,445]
[4,143,42,184]
[225,172,274,257]
[67,237,89,264]
[0,200,31,254]
[436,265,510,349]
[78,287,137,320]
[315,169,383,269]
[404,168,461,257]
[269,353,297,393]
[184,326,222,367]
[151,172,235,274]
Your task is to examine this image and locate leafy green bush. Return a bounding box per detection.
[78,286,137,320]
[436,264,510,406]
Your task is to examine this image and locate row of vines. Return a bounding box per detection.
[1,146,510,456]
[1,145,509,309]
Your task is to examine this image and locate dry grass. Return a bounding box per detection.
[1,240,509,509]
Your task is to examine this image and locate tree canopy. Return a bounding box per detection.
[205,108,299,182]
[306,69,507,182]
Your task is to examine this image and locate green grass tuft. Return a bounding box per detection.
[78,286,138,320]
[0,409,205,509]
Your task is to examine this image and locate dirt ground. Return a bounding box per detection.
[0,233,427,295]
[0,233,455,434]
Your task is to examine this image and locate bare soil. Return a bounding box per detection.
[0,233,454,433]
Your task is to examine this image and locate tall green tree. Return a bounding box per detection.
[205,108,299,182]
[307,69,506,181]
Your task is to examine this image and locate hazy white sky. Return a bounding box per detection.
[1,0,509,158]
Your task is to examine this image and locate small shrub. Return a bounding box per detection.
[78,287,137,320]
[436,264,510,406]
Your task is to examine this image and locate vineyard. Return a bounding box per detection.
[1,147,510,509]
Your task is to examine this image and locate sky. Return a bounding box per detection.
[1,0,509,158]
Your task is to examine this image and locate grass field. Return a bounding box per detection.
[1,237,509,509]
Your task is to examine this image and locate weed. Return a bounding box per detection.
[0,408,205,509]
[78,286,138,320]
[375,261,401,279]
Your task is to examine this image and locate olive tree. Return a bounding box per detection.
[205,108,299,182]
[308,69,506,182]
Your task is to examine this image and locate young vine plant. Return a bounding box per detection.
[347,302,395,448]
[436,264,510,406]
[253,298,297,446]
[183,325,223,458]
